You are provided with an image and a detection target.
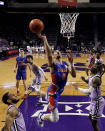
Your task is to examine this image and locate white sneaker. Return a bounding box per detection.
[37,112,44,127]
[28,85,36,92]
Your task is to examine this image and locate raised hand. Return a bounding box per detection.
[67,52,73,64]
[37,34,47,41]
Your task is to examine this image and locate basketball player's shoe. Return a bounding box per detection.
[23,94,29,99]
[28,85,36,92]
[37,112,44,127]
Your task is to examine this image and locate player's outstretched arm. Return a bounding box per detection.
[38,34,54,67]
[71,82,93,94]
[4,108,18,131]
[81,76,89,84]
[67,52,76,78]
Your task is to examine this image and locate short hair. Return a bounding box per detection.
[19,48,24,52]
[26,55,33,60]
[2,92,9,104]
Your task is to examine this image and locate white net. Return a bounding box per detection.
[59,13,79,39]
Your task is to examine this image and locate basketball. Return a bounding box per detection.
[29,19,44,34]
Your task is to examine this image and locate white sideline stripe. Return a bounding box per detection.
[32,104,48,117]
[59,113,105,118]
[41,100,90,104]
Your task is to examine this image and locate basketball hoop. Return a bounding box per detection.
[59,13,79,41]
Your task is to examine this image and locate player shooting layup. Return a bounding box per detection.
[37,34,76,127]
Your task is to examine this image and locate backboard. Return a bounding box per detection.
[6,0,105,13]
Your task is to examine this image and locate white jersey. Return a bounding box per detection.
[88,75,102,101]
[95,58,104,65]
[95,58,104,75]
[7,105,26,131]
[29,64,42,76]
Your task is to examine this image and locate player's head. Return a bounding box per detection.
[19,48,24,57]
[2,92,20,105]
[90,50,93,55]
[26,55,33,64]
[53,50,62,60]
[96,53,100,59]
[90,65,98,75]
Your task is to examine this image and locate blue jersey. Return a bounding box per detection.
[51,61,68,95]
[16,56,27,71]
[47,61,69,111]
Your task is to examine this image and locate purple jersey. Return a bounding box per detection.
[7,105,26,131]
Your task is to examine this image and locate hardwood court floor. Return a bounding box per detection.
[0,53,105,130]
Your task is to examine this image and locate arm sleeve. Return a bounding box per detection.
[78,86,94,94]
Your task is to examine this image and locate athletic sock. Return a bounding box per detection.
[25,90,27,94]
[40,113,45,120]
[39,97,42,102]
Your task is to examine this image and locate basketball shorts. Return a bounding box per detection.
[89,97,105,120]
[16,70,26,80]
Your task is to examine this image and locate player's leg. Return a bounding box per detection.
[16,80,20,95]
[91,120,100,131]
[37,86,59,127]
[37,108,59,127]
[31,77,36,87]
[89,99,105,131]
[22,71,28,98]
[16,71,21,95]
[23,80,28,99]
[41,108,59,122]
[28,76,37,91]
[23,80,27,94]
[29,75,44,102]
[36,74,44,102]
[88,114,99,131]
